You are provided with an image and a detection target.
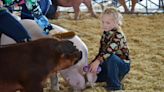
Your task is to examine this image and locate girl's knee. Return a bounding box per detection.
[106,54,122,64]
[108,54,122,63]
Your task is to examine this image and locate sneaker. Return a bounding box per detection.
[43,24,53,34]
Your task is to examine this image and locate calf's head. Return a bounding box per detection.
[55,40,82,71]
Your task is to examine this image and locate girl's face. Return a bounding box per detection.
[101,14,118,32]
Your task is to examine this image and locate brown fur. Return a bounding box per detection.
[0,38,82,92]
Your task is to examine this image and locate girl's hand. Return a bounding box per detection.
[89,59,101,73]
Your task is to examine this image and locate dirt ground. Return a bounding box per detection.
[49,13,164,92]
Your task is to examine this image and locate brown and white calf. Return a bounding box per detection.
[0,38,82,92]
[1,19,89,92]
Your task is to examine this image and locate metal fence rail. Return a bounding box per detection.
[97,0,164,13]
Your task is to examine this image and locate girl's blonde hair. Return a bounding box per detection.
[102,7,123,26]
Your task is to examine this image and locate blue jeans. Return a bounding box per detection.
[0,10,31,43]
[96,54,130,90]
[39,0,51,15]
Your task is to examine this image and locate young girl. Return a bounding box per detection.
[89,7,131,91]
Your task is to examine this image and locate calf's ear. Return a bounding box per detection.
[52,31,76,39]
